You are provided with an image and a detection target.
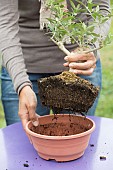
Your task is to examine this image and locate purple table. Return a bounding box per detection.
[0,116,113,170]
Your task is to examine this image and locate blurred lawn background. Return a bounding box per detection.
[0,1,113,128]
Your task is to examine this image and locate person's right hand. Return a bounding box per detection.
[18,85,39,131]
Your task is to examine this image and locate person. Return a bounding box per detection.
[0,0,111,130]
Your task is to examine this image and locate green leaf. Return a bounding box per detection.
[82,23,86,30]
[87,25,95,32]
[88,0,92,3]
[95,5,99,12]
[70,0,76,9]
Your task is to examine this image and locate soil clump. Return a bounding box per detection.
[38,71,99,113]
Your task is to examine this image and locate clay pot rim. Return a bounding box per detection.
[26,115,95,140]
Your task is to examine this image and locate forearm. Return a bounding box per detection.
[0,0,31,94]
[3,47,32,94]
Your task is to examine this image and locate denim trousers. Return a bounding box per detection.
[0,59,102,125]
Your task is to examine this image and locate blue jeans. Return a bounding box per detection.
[0,59,102,125]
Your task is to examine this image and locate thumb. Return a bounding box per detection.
[31,113,40,126]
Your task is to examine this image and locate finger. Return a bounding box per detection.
[69,60,96,70]
[64,52,95,62]
[27,101,37,121]
[63,62,69,67]
[18,109,29,131]
[26,91,37,121]
[31,113,40,126]
[69,67,95,76]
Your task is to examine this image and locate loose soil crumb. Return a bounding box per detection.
[23,163,29,167]
[90,144,94,147]
[100,156,106,160]
[31,122,90,136]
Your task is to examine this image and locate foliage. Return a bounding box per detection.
[46,0,112,54]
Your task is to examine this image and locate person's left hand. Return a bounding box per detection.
[63,51,96,76]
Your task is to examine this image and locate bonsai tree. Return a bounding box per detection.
[38,0,112,114]
[45,0,112,55]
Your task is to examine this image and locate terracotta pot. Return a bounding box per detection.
[26,114,95,162]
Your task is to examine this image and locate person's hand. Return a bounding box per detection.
[63,51,96,75]
[18,85,39,131]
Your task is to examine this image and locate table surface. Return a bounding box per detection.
[0,116,113,170]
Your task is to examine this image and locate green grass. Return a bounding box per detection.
[95,41,113,118]
[95,5,113,118]
[0,101,6,128]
